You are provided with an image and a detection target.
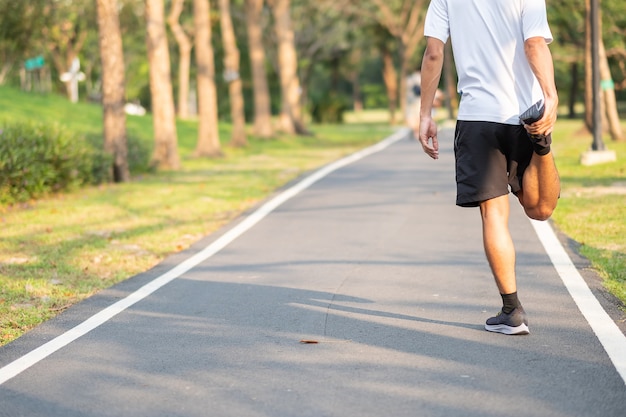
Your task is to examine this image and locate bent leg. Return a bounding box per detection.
[480,195,516,295]
[517,151,560,221]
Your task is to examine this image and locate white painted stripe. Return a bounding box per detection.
[530,219,626,386]
[0,129,408,386]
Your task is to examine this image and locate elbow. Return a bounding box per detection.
[524,36,546,55]
[424,48,443,64]
[423,39,445,65]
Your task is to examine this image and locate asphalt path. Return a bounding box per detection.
[1,128,625,417]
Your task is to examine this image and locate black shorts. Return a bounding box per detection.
[454,121,533,207]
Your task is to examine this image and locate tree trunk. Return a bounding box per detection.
[193,0,222,157]
[599,32,624,142]
[245,0,273,139]
[584,0,623,141]
[584,0,592,132]
[568,62,578,119]
[399,45,409,122]
[269,0,306,134]
[350,70,363,112]
[219,0,247,147]
[96,0,130,182]
[381,45,398,125]
[0,61,13,85]
[146,0,180,169]
[167,0,193,119]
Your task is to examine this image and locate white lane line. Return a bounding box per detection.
[530,219,626,386]
[0,129,409,386]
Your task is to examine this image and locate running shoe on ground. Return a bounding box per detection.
[485,306,529,335]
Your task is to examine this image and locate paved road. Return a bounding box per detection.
[1,129,625,417]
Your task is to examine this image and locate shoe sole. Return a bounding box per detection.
[484,323,530,335]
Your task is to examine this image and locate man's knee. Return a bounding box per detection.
[525,205,555,221]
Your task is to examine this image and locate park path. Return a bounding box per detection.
[1,128,625,417]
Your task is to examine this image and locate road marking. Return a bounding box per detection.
[0,129,408,386]
[531,219,626,386]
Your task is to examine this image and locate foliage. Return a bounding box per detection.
[0,85,154,177]
[0,0,47,83]
[0,120,107,204]
[548,0,626,102]
[310,92,350,124]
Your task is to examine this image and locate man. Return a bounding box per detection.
[417,0,561,335]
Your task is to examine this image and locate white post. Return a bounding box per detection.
[60,58,86,103]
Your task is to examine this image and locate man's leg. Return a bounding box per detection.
[480,194,516,295]
[480,194,529,335]
[517,151,560,221]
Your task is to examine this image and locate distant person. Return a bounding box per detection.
[406,71,443,135]
[416,0,561,335]
[405,71,422,134]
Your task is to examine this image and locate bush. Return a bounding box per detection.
[0,121,109,204]
[310,93,350,124]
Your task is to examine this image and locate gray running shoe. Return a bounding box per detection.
[485,306,529,335]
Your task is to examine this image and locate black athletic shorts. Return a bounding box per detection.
[454,120,533,207]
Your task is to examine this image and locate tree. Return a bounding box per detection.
[146,0,180,169]
[41,0,94,100]
[547,0,586,119]
[584,0,623,141]
[0,0,46,85]
[370,0,426,122]
[319,0,427,124]
[380,34,399,124]
[245,0,274,138]
[549,0,622,139]
[290,0,362,118]
[598,0,626,97]
[219,0,248,147]
[167,0,194,119]
[96,0,130,182]
[268,0,306,134]
[193,0,222,157]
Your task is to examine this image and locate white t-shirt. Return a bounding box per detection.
[424,0,553,125]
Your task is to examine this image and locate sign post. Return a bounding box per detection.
[60,58,86,103]
[22,55,50,93]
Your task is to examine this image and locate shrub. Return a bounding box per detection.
[310,93,350,124]
[0,121,108,204]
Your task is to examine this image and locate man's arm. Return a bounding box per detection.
[417,36,445,160]
[524,36,559,136]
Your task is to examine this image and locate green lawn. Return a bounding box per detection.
[0,85,625,345]
[549,119,626,303]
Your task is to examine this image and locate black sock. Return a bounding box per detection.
[501,292,521,314]
[533,143,551,156]
[532,133,552,156]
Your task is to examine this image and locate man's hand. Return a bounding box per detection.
[417,116,439,160]
[524,96,558,137]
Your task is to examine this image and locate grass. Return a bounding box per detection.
[1,85,625,346]
[549,119,626,304]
